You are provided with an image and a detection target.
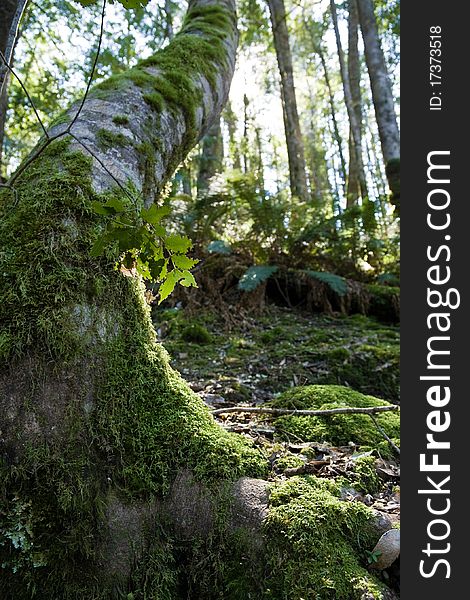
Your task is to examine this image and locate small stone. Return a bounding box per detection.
[370,529,400,570]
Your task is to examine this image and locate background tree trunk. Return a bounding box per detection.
[197,116,223,195]
[346,0,365,208]
[356,0,400,208]
[330,0,368,204]
[267,0,309,201]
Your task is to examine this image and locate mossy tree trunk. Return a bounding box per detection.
[0,2,398,598]
[0,1,267,596]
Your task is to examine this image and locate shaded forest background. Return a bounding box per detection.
[1,0,400,288]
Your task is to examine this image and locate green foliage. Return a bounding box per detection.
[305,270,348,296]
[90,194,198,304]
[238,265,278,292]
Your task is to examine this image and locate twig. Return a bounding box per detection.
[67,0,107,134]
[0,49,49,139]
[7,0,107,189]
[211,405,399,416]
[369,414,400,456]
[0,0,29,93]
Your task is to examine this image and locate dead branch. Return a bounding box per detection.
[211,405,399,416]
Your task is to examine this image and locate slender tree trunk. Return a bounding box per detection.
[267,0,309,201]
[330,0,368,203]
[254,126,265,196]
[0,77,9,180]
[242,92,249,173]
[317,46,347,197]
[197,116,223,195]
[223,100,241,170]
[164,0,174,40]
[346,0,365,208]
[0,0,28,179]
[356,0,400,208]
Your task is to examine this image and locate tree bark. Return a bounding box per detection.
[346,0,365,208]
[356,0,400,209]
[196,116,223,195]
[317,45,347,198]
[330,0,368,204]
[267,0,309,201]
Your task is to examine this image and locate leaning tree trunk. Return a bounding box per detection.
[267,0,309,201]
[356,0,400,210]
[0,1,265,596]
[0,2,398,598]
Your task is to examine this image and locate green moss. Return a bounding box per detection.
[180,323,212,344]
[112,115,129,126]
[270,385,400,456]
[263,476,390,599]
[275,454,305,471]
[96,128,132,150]
[353,456,382,494]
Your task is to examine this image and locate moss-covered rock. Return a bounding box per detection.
[181,323,212,344]
[270,385,400,455]
[263,476,392,599]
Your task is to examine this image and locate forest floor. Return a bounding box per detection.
[152,301,401,591]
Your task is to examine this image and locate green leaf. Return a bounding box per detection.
[305,271,348,296]
[172,254,199,270]
[238,265,278,292]
[141,205,171,226]
[105,197,126,213]
[91,197,126,216]
[90,235,109,256]
[158,270,181,304]
[165,235,192,254]
[148,258,166,281]
[207,240,231,255]
[179,270,197,288]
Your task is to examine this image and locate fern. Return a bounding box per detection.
[207,240,232,255]
[305,270,348,297]
[238,265,278,292]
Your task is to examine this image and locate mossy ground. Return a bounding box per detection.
[155,306,399,403]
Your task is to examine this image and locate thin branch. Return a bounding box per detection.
[211,405,399,417]
[369,414,400,456]
[0,0,29,93]
[7,0,107,188]
[0,49,49,139]
[67,0,107,134]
